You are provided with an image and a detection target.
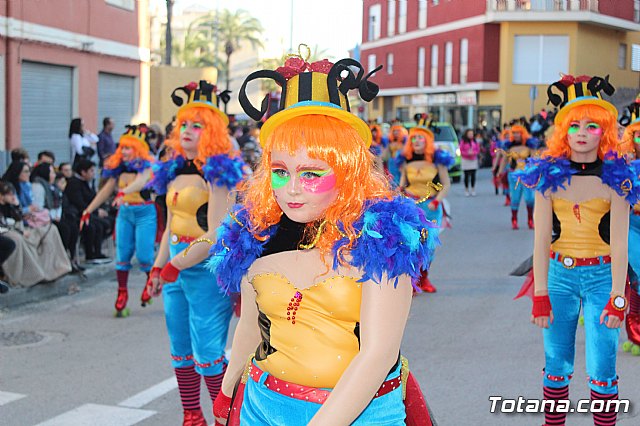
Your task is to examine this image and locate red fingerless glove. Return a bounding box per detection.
[213,391,232,420]
[429,199,440,210]
[147,266,161,286]
[603,299,625,321]
[80,210,91,227]
[532,295,552,318]
[115,191,125,200]
[160,261,180,283]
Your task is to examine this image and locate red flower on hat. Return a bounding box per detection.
[185,81,198,91]
[276,56,310,80]
[558,74,591,87]
[309,59,333,74]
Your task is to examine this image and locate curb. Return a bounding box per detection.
[0,262,115,310]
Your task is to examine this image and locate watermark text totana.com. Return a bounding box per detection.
[489,396,630,414]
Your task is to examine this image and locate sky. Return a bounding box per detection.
[150,0,364,60]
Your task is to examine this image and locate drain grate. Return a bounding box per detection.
[0,331,46,347]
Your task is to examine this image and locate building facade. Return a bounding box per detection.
[361,0,640,131]
[0,0,150,165]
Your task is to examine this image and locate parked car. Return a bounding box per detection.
[404,121,462,183]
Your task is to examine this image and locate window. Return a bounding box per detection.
[632,44,640,71]
[619,43,628,69]
[635,0,640,22]
[418,0,428,29]
[368,54,377,73]
[418,47,426,87]
[512,35,569,84]
[387,1,396,37]
[445,42,453,85]
[387,53,394,74]
[398,0,407,34]
[368,4,382,41]
[432,0,440,5]
[106,0,134,10]
[460,38,469,84]
[431,45,439,86]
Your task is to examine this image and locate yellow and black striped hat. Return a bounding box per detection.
[239,44,382,147]
[120,124,154,148]
[619,95,640,127]
[547,74,617,125]
[171,80,231,125]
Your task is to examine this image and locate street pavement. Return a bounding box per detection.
[1,168,638,425]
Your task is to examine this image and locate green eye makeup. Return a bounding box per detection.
[271,170,290,189]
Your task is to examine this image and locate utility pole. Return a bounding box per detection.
[165,0,174,65]
[289,0,294,53]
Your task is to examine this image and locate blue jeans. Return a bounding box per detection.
[508,172,534,211]
[162,240,233,376]
[241,362,406,425]
[115,204,156,272]
[543,258,620,394]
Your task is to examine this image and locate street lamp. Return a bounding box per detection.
[224,41,234,113]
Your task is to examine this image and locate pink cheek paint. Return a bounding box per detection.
[587,126,602,136]
[300,173,337,193]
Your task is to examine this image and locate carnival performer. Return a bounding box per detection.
[399,114,453,294]
[210,49,437,426]
[498,124,539,229]
[492,127,510,199]
[369,123,387,172]
[617,97,640,356]
[384,121,408,187]
[146,80,246,425]
[516,74,638,426]
[81,125,156,317]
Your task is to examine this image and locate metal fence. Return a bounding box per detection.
[488,0,599,12]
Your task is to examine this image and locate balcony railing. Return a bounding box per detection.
[488,0,599,12]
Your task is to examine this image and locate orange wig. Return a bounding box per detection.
[402,127,436,162]
[509,125,531,144]
[620,121,640,156]
[388,125,408,144]
[544,104,620,159]
[370,124,382,146]
[166,106,231,170]
[104,135,155,170]
[500,129,512,140]
[241,115,393,260]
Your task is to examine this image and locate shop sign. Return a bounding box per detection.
[427,93,456,106]
[456,91,477,106]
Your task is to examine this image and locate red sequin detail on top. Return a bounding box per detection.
[286,291,303,324]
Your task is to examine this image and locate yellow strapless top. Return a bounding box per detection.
[118,173,145,204]
[167,182,208,238]
[405,163,438,198]
[507,148,531,170]
[551,197,611,258]
[252,273,362,388]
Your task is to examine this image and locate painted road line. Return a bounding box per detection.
[118,377,177,409]
[35,403,155,426]
[0,391,26,406]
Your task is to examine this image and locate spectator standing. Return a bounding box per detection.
[69,117,98,167]
[97,117,116,167]
[64,159,112,262]
[460,128,480,196]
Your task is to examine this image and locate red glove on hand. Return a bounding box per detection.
[147,266,161,287]
[213,391,232,420]
[112,191,125,206]
[428,199,440,211]
[603,298,625,321]
[532,295,552,318]
[79,210,91,230]
[160,261,180,283]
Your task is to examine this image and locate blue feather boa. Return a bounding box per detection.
[434,149,455,168]
[601,152,640,205]
[101,159,151,179]
[207,196,440,294]
[147,154,246,195]
[512,156,575,194]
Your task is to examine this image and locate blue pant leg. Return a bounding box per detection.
[581,264,620,394]
[115,206,135,271]
[523,186,535,208]
[181,257,233,376]
[163,242,194,368]
[422,202,443,227]
[543,261,581,388]
[133,204,156,272]
[628,214,640,276]
[508,172,523,211]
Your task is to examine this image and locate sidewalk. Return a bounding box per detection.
[0,261,115,310]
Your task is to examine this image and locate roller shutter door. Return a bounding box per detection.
[21,61,73,163]
[98,72,135,134]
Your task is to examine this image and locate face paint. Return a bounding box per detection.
[270,169,290,189]
[634,137,640,145]
[568,123,580,135]
[586,123,602,135]
[298,169,336,193]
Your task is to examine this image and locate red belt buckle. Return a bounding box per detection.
[170,233,196,244]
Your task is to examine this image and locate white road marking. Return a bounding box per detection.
[118,377,177,409]
[0,391,26,406]
[35,403,155,426]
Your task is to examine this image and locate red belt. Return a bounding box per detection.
[550,250,611,269]
[170,233,196,244]
[590,377,618,387]
[248,363,401,404]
